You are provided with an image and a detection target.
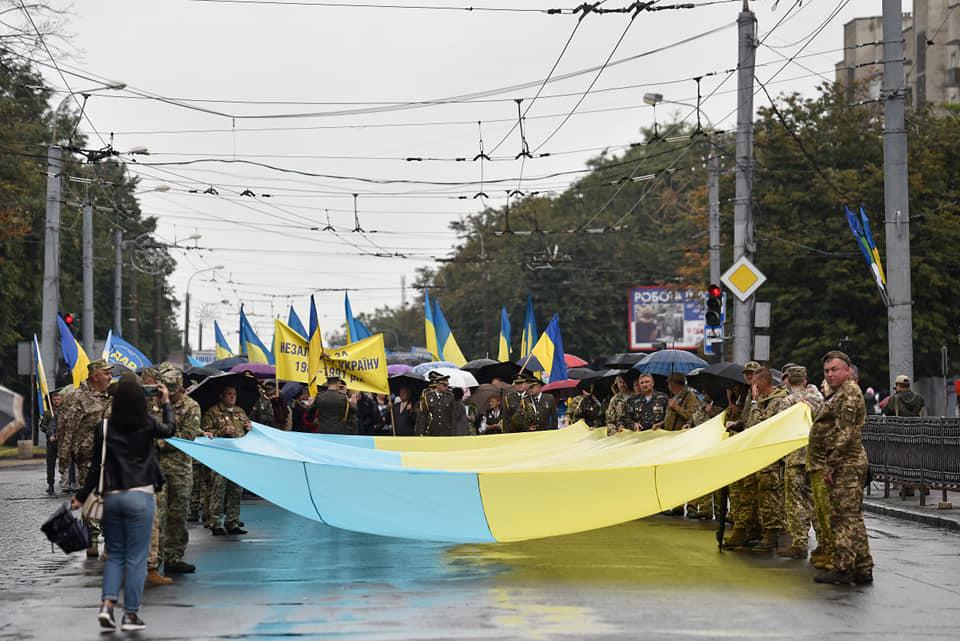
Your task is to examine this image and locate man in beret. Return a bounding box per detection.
[56,359,112,557]
[808,351,873,585]
[416,371,458,436]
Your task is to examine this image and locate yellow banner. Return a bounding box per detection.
[315,333,389,395]
[274,320,310,383]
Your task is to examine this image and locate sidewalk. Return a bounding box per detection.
[863,484,960,531]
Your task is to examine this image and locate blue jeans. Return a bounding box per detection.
[101,491,155,612]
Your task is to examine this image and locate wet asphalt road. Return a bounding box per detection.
[3,462,960,640]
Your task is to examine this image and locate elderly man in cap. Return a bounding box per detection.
[416,371,457,436]
[778,365,824,560]
[513,374,558,432]
[57,359,112,557]
[660,372,700,431]
[808,350,873,585]
[308,375,357,435]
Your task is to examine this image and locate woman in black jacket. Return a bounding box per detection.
[71,373,176,632]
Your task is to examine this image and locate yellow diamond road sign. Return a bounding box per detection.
[721,256,767,302]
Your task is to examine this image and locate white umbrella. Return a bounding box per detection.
[423,367,479,389]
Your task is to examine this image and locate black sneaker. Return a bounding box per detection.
[97,603,115,629]
[854,569,874,585]
[120,612,146,631]
[46,484,54,495]
[226,526,248,535]
[211,527,228,536]
[814,569,856,585]
[165,560,196,574]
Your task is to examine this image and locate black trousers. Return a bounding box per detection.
[45,439,57,486]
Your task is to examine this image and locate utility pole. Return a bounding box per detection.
[153,278,163,362]
[708,153,721,286]
[183,291,191,359]
[82,191,95,355]
[114,229,123,334]
[732,0,757,364]
[40,145,62,385]
[882,0,913,386]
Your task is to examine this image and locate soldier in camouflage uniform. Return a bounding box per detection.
[721,361,761,547]
[202,386,252,535]
[617,374,668,432]
[777,365,824,559]
[568,383,604,428]
[156,364,206,574]
[250,382,276,427]
[41,389,65,495]
[56,359,112,556]
[603,376,631,433]
[511,376,558,431]
[810,351,874,585]
[686,396,722,519]
[415,372,457,436]
[661,373,700,431]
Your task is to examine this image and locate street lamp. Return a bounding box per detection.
[41,81,127,385]
[138,184,171,195]
[183,266,223,360]
[642,92,715,134]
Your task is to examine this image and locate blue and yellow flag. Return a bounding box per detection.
[287,306,308,340]
[844,205,889,306]
[239,306,274,365]
[424,289,439,361]
[520,294,537,357]
[33,334,51,419]
[497,307,511,362]
[57,313,89,387]
[530,313,568,383]
[344,292,373,343]
[433,298,467,366]
[103,330,152,371]
[308,295,323,396]
[214,321,233,360]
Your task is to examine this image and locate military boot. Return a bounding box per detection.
[751,529,780,552]
[810,547,832,569]
[145,568,173,587]
[814,568,855,585]
[722,528,750,550]
[776,544,808,559]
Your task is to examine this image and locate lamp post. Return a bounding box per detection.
[183,266,223,360]
[41,82,125,384]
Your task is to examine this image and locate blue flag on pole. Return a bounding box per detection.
[287,306,308,339]
[239,306,274,364]
[215,321,233,360]
[520,294,537,357]
[344,292,373,343]
[103,331,152,371]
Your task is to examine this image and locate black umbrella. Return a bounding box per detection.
[603,353,645,369]
[568,367,601,380]
[184,366,221,387]
[280,382,305,403]
[188,372,260,414]
[583,369,630,397]
[686,362,745,408]
[475,360,521,384]
[462,358,498,373]
[207,356,248,372]
[468,382,512,415]
[388,372,428,400]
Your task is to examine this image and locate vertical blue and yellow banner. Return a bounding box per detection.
[520,294,537,358]
[239,306,274,365]
[57,313,89,387]
[345,292,373,343]
[531,313,568,383]
[214,321,233,360]
[424,289,439,361]
[32,334,51,419]
[497,307,511,362]
[433,298,467,366]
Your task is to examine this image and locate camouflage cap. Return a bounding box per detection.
[87,359,110,374]
[139,366,160,381]
[821,350,852,366]
[785,365,807,384]
[743,361,762,373]
[780,362,798,373]
[157,361,183,388]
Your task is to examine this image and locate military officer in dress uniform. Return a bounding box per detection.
[511,373,558,432]
[309,376,357,435]
[416,371,457,436]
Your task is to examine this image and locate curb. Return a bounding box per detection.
[863,500,960,531]
[0,459,45,469]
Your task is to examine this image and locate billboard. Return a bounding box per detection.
[627,286,705,352]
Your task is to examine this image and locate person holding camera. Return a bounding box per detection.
[71,372,176,632]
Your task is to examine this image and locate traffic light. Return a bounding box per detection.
[705,285,723,327]
[63,312,78,336]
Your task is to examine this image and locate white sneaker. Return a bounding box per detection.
[120,612,146,631]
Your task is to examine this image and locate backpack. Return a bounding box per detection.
[41,502,91,554]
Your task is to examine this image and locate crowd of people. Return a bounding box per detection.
[43,346,907,629]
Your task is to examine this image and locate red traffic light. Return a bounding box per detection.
[708,284,722,298]
[63,313,75,326]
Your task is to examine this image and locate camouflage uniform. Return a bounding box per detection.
[142,389,165,571]
[618,391,668,431]
[603,392,631,430]
[157,368,202,565]
[251,389,275,427]
[686,403,720,519]
[202,402,251,530]
[807,377,873,577]
[782,379,824,552]
[57,378,109,538]
[662,386,700,431]
[726,390,754,527]
[568,394,604,428]
[416,388,457,436]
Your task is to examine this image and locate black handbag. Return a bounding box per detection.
[41,501,91,554]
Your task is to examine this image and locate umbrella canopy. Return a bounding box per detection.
[564,353,588,368]
[515,354,544,373]
[475,360,521,385]
[467,382,511,414]
[424,367,478,389]
[580,369,628,396]
[411,361,460,377]
[388,372,428,399]
[541,379,579,394]
[462,358,498,373]
[633,349,708,376]
[387,364,413,376]
[208,356,249,372]
[280,382,305,403]
[230,362,276,379]
[603,353,645,369]
[567,367,601,380]
[188,372,260,414]
[686,362,745,408]
[184,366,221,387]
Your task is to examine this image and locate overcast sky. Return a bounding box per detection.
[37,0,898,351]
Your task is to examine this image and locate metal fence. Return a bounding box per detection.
[862,416,960,505]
